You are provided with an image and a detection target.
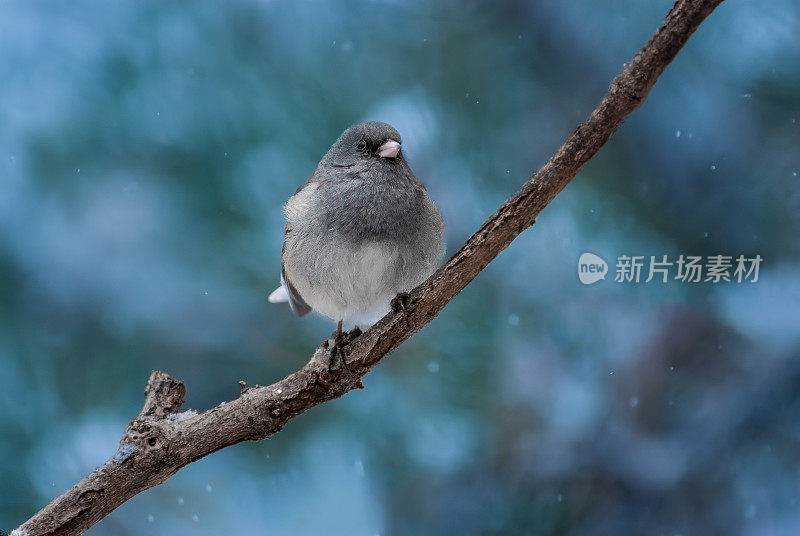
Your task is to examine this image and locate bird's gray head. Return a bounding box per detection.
[323,121,404,168]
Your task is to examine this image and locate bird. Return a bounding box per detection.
[268,121,445,364]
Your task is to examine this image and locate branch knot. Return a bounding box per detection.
[140,371,186,419]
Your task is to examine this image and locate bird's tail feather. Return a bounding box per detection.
[268,285,289,303]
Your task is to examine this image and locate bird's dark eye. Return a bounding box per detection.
[356,140,367,152]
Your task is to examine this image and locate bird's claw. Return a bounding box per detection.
[348,326,363,340]
[391,292,413,314]
[328,320,351,373]
[328,339,349,373]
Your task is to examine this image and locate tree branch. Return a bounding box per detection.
[14,1,724,534]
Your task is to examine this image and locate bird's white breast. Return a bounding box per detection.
[281,179,444,328]
[302,238,401,326]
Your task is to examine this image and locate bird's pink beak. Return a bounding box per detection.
[378,140,401,158]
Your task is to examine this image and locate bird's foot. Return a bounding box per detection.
[348,326,363,340]
[328,320,351,373]
[391,292,413,315]
[328,339,349,373]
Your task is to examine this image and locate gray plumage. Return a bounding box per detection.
[269,121,445,327]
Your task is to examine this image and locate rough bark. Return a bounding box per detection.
[13,1,725,534]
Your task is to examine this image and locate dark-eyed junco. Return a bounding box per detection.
[269,121,445,354]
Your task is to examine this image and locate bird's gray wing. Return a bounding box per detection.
[280,257,312,317]
[279,173,315,317]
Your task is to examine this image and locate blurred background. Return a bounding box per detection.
[1,1,799,534]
